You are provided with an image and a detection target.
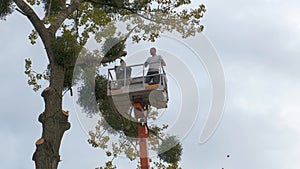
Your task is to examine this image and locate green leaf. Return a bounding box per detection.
[29,30,38,45]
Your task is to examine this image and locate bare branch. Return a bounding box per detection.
[15,8,26,16]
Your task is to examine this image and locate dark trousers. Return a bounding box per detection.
[145,71,160,84]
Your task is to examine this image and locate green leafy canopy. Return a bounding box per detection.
[0,0,14,20]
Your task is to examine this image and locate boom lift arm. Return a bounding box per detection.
[134,103,150,169]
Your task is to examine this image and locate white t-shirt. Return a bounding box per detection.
[145,55,166,71]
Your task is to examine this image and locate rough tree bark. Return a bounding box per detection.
[32,62,70,169]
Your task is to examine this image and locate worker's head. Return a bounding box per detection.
[120,59,126,67]
[150,47,156,56]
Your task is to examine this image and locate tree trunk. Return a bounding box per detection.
[32,63,70,169]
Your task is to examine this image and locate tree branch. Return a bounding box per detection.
[76,50,127,68]
[84,0,156,22]
[101,51,127,63]
[121,7,156,22]
[49,0,84,33]
[13,0,48,41]
[13,0,53,61]
[15,8,26,16]
[148,128,163,141]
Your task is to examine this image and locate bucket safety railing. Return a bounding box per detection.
[107,63,167,94]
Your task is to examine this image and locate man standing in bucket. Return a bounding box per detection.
[115,59,132,87]
[144,47,166,84]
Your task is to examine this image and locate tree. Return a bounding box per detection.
[0,0,205,169]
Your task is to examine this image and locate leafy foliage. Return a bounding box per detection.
[25,30,83,92]
[41,0,65,16]
[75,52,100,115]
[52,30,81,89]
[158,136,183,164]
[91,0,125,10]
[29,30,39,45]
[52,30,81,67]
[76,35,127,115]
[0,0,14,20]
[102,37,126,59]
[24,59,50,91]
[91,0,206,43]
[153,161,182,169]
[94,75,139,137]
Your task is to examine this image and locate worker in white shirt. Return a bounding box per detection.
[144,47,166,84]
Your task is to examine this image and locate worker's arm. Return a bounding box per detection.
[144,58,149,67]
[161,56,166,66]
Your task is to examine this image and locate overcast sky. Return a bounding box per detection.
[1,0,300,169]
